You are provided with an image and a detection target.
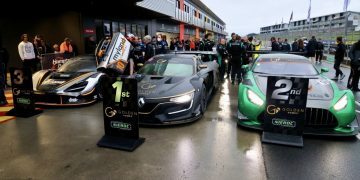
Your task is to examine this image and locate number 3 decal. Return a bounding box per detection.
[271,79,293,100]
[13,70,24,85]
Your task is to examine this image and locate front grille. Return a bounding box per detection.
[305,108,338,128]
[257,108,338,128]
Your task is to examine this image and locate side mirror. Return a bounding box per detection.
[242,64,250,72]
[199,64,208,69]
[321,67,329,73]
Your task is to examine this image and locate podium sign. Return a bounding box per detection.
[97,76,144,151]
[8,68,42,117]
[262,76,309,147]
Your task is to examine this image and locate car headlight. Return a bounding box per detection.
[334,95,348,111]
[247,89,264,106]
[170,92,194,103]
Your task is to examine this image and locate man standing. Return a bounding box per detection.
[282,39,291,52]
[227,33,245,84]
[0,37,9,87]
[306,36,317,63]
[0,39,8,105]
[348,40,360,91]
[216,38,228,82]
[60,37,73,54]
[271,37,280,51]
[333,37,346,80]
[143,35,155,61]
[291,38,299,52]
[18,34,36,73]
[315,38,324,63]
[203,33,215,51]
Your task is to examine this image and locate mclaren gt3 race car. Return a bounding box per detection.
[32,55,103,106]
[238,54,358,136]
[136,53,220,125]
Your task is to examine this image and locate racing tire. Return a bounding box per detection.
[200,85,207,114]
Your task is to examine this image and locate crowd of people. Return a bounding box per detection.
[17,34,76,73]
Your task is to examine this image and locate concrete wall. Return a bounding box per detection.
[0,12,83,69]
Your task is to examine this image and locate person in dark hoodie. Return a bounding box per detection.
[306,36,317,63]
[282,39,291,52]
[333,36,346,81]
[291,38,299,52]
[271,37,280,51]
[348,40,360,91]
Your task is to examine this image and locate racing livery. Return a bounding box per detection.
[32,56,103,106]
[238,54,358,136]
[136,53,220,125]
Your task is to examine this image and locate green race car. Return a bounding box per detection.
[238,54,358,136]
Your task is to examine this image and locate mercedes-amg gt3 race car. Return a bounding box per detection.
[136,53,220,125]
[238,54,358,136]
[32,55,103,106]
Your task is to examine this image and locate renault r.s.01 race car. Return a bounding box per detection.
[32,55,103,106]
[238,54,358,136]
[136,53,220,125]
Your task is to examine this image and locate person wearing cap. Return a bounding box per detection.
[60,37,73,54]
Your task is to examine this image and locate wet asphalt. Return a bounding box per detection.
[0,60,359,180]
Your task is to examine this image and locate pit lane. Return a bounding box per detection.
[0,61,359,179]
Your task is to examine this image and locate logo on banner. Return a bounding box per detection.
[105,107,117,118]
[272,118,296,128]
[266,105,281,115]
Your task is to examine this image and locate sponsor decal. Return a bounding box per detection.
[272,118,296,128]
[266,105,281,115]
[105,107,117,118]
[68,98,79,103]
[110,121,132,130]
[140,83,156,90]
[13,88,20,96]
[17,98,31,105]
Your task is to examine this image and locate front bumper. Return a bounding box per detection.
[237,110,359,136]
[138,99,202,125]
[34,90,98,106]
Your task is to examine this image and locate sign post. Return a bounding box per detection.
[262,76,309,147]
[7,68,42,117]
[97,75,145,151]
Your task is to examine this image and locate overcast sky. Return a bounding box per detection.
[202,0,360,36]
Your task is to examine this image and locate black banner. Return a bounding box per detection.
[10,68,35,112]
[41,53,73,70]
[98,75,144,151]
[264,76,309,136]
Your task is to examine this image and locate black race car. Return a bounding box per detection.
[136,53,220,125]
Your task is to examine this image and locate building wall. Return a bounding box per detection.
[0,12,83,69]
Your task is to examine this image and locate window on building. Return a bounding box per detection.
[176,0,180,9]
[194,10,197,17]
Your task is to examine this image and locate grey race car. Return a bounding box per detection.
[136,52,220,125]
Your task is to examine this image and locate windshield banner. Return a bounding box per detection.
[41,53,74,70]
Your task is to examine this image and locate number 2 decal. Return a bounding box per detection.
[271,79,293,100]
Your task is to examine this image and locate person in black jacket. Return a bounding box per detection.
[291,38,299,52]
[143,35,155,61]
[227,33,245,84]
[217,38,228,82]
[282,39,291,52]
[348,40,360,91]
[0,39,8,105]
[271,37,280,51]
[333,36,346,80]
[306,36,317,62]
[315,38,324,63]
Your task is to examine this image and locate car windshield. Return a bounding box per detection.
[138,56,194,77]
[58,56,97,73]
[253,58,318,76]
